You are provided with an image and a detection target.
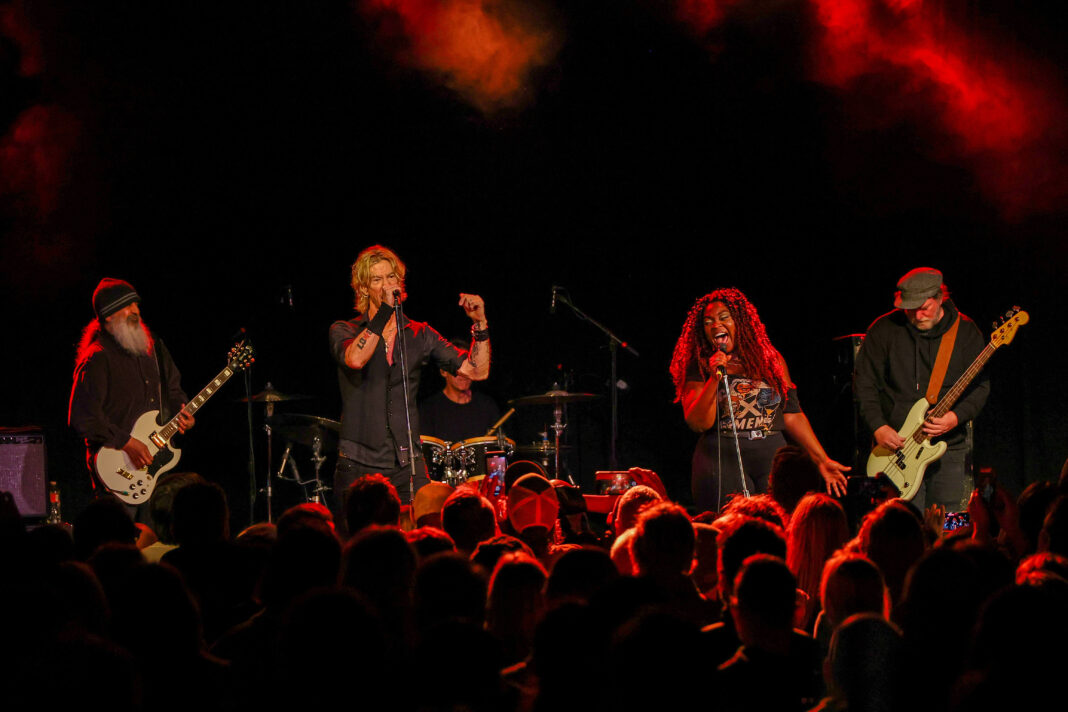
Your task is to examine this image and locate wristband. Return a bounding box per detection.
[367,307,392,336]
[471,323,490,342]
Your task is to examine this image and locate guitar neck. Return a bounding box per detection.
[928,342,997,420]
[157,364,240,442]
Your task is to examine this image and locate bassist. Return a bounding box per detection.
[854,267,989,511]
[68,278,195,514]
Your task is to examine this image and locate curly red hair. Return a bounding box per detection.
[670,288,791,401]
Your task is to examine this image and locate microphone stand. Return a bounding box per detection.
[718,367,750,499]
[553,287,638,469]
[392,294,419,505]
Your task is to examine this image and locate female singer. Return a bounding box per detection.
[670,288,849,512]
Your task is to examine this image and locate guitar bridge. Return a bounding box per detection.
[116,468,134,480]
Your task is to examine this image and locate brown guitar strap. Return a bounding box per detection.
[926,315,960,404]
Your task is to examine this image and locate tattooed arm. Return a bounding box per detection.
[457,293,490,381]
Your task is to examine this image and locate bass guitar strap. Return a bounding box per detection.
[925,314,960,404]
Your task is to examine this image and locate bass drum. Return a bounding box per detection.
[455,435,516,481]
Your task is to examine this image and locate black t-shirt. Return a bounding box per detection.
[419,391,500,443]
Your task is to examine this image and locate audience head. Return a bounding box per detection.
[717,515,787,599]
[506,474,560,537]
[721,493,788,530]
[405,526,456,559]
[171,480,229,546]
[73,496,138,560]
[260,525,341,610]
[345,474,401,536]
[820,552,890,629]
[414,552,488,632]
[546,546,620,606]
[609,484,662,537]
[1017,481,1058,556]
[787,493,849,607]
[631,501,695,578]
[731,554,797,646]
[340,525,417,607]
[857,498,926,604]
[769,445,825,514]
[277,502,335,538]
[827,613,903,712]
[148,471,204,544]
[471,534,534,574]
[413,482,453,528]
[441,490,498,555]
[1040,495,1068,556]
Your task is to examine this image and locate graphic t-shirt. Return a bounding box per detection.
[686,361,800,436]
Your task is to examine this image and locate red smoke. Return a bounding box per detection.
[362,0,559,113]
[0,105,81,219]
[674,0,740,34]
[810,0,1068,218]
[2,4,79,221]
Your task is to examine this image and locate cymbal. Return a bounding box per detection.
[516,442,572,455]
[240,384,310,403]
[268,413,340,449]
[508,390,600,407]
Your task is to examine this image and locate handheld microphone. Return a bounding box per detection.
[714,342,728,377]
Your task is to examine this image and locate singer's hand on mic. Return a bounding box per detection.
[708,350,729,378]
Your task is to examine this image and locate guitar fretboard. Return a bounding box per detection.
[157,365,238,442]
[909,342,997,444]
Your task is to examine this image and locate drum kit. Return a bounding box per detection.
[241,381,600,518]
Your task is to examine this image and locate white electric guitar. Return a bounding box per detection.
[94,342,255,504]
[866,307,1028,500]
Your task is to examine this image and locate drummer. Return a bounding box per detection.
[419,338,501,443]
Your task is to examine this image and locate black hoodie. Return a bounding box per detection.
[853,299,990,447]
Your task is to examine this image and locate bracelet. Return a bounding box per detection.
[471,323,490,342]
[367,307,392,336]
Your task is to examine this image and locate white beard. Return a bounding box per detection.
[107,315,153,356]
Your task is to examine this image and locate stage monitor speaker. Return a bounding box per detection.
[0,427,48,518]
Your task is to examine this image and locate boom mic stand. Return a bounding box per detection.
[551,286,638,469]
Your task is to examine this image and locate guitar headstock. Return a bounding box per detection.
[228,341,256,371]
[990,307,1029,348]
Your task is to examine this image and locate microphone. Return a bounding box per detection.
[714,342,728,377]
[550,286,558,314]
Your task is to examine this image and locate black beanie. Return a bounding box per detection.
[93,278,141,320]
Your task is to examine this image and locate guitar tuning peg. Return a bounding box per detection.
[1004,310,1014,319]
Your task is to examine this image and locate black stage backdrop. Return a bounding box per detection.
[2,1,1065,524]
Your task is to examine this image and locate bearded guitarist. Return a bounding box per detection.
[853,268,990,511]
[68,278,195,516]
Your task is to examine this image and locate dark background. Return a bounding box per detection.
[2,0,1065,525]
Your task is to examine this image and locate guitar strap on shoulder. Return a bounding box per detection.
[155,337,172,424]
[925,315,960,404]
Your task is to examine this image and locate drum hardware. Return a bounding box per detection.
[269,414,339,505]
[240,382,313,523]
[421,434,516,487]
[509,389,597,481]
